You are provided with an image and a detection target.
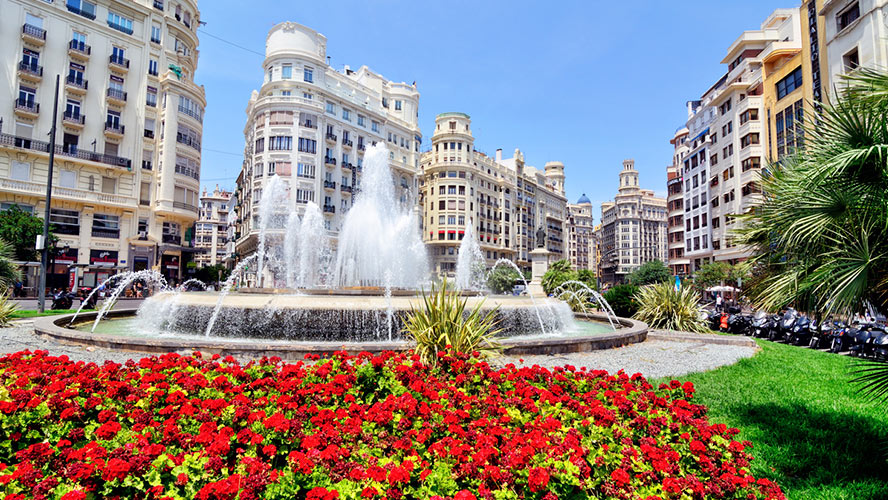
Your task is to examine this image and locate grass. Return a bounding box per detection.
[9,308,94,318]
[656,340,888,500]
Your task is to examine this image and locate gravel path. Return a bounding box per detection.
[0,323,759,378]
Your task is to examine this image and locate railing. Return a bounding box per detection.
[65,75,88,90]
[300,121,317,129]
[325,133,337,141]
[342,162,353,170]
[177,105,203,123]
[358,144,366,152]
[68,40,91,55]
[324,180,336,189]
[14,99,39,114]
[341,185,353,194]
[0,133,131,169]
[18,61,43,77]
[148,68,158,76]
[22,24,46,40]
[142,160,153,170]
[173,201,199,213]
[323,205,335,214]
[324,157,336,165]
[106,88,127,101]
[108,21,133,35]
[63,112,85,125]
[91,228,120,239]
[109,55,130,68]
[104,123,125,135]
[66,4,96,19]
[174,165,200,181]
[0,178,130,206]
[146,96,157,107]
[342,139,353,147]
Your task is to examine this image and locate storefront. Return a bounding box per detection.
[128,243,155,273]
[48,247,78,291]
[82,250,119,288]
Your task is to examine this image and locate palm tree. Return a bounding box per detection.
[737,68,888,316]
[0,239,21,291]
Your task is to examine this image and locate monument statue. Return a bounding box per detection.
[535,226,546,248]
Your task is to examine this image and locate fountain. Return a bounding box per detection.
[55,143,633,352]
[552,281,618,330]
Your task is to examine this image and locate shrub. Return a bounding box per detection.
[541,259,596,295]
[0,293,17,327]
[0,239,21,290]
[603,283,640,317]
[485,266,519,294]
[633,282,709,333]
[0,350,785,499]
[403,279,502,365]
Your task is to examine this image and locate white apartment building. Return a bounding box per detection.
[194,185,230,267]
[666,126,689,276]
[567,195,595,270]
[0,0,205,289]
[820,0,888,91]
[599,160,667,285]
[418,112,567,276]
[707,10,798,263]
[682,95,718,270]
[235,21,422,260]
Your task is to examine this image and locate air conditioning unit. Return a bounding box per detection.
[138,231,147,240]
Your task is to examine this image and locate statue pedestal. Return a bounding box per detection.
[528,248,551,297]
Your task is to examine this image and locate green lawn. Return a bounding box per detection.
[659,340,888,499]
[10,308,93,318]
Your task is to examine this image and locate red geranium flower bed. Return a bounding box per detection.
[0,349,783,500]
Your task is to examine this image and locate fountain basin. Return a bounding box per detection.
[35,309,646,359]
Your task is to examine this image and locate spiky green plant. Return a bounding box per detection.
[403,279,502,366]
[632,282,709,333]
[0,293,19,327]
[0,239,21,291]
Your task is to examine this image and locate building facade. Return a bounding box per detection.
[683,92,720,270]
[820,0,887,94]
[234,21,422,262]
[599,160,667,285]
[194,185,230,267]
[567,194,595,270]
[666,126,690,276]
[418,112,567,276]
[1,0,205,288]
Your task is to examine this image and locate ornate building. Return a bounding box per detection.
[567,194,595,270]
[194,185,230,267]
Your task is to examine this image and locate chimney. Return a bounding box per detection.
[495,148,502,162]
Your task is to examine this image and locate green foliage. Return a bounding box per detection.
[0,206,55,262]
[661,341,888,499]
[602,284,639,318]
[627,260,671,286]
[403,279,502,366]
[194,264,230,285]
[0,239,22,290]
[737,69,888,315]
[541,259,596,295]
[0,293,18,327]
[632,282,708,333]
[692,261,749,291]
[486,266,519,294]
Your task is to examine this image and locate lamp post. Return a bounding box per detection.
[37,75,60,312]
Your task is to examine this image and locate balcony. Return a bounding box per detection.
[358,144,366,152]
[104,122,125,138]
[108,21,133,35]
[13,99,39,118]
[17,61,43,81]
[340,185,353,194]
[68,40,91,60]
[109,55,130,72]
[173,201,199,213]
[342,138,353,149]
[300,121,317,129]
[106,88,127,105]
[162,234,181,244]
[142,160,153,170]
[323,205,335,214]
[324,157,336,166]
[65,75,88,94]
[324,180,336,190]
[341,162,353,171]
[22,24,46,45]
[325,133,337,143]
[91,228,120,239]
[146,95,157,108]
[0,132,131,169]
[62,111,85,128]
[66,4,96,20]
[144,129,155,139]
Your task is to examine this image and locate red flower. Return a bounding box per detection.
[610,468,631,486]
[60,491,86,500]
[528,467,550,492]
[453,491,477,500]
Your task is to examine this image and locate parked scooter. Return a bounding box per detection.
[51,290,77,310]
[869,324,888,360]
[727,312,752,335]
[786,315,813,346]
[770,308,798,342]
[809,319,835,349]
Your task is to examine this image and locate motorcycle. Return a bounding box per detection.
[79,287,99,310]
[869,324,888,360]
[830,322,854,353]
[770,309,798,342]
[749,311,768,337]
[727,313,751,335]
[809,319,836,349]
[847,325,875,357]
[51,290,76,310]
[786,316,813,346]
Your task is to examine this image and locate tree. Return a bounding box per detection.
[541,259,574,295]
[692,262,733,290]
[194,264,231,286]
[737,68,888,315]
[627,260,671,286]
[0,206,55,261]
[486,266,520,294]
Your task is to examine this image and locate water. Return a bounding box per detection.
[297,202,328,288]
[204,254,258,337]
[255,175,290,288]
[487,258,548,335]
[178,278,207,291]
[67,272,131,326]
[553,280,618,330]
[455,222,486,291]
[91,270,168,332]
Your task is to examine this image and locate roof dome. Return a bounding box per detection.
[576,193,591,205]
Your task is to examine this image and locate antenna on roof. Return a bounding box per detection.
[326,56,331,66]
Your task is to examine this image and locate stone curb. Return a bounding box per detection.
[647,330,759,348]
[34,310,648,358]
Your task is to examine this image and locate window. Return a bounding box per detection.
[719,99,732,115]
[92,214,120,237]
[59,169,76,188]
[739,108,759,125]
[740,133,759,148]
[107,11,134,34]
[101,176,116,194]
[21,49,39,70]
[297,163,315,178]
[148,59,158,76]
[326,102,335,114]
[303,66,313,83]
[178,96,204,122]
[371,121,379,133]
[65,98,81,119]
[280,64,293,80]
[67,0,96,19]
[395,100,402,111]
[145,118,156,139]
[843,48,859,72]
[382,97,389,108]
[268,136,292,150]
[146,86,158,107]
[342,108,350,121]
[255,138,265,153]
[151,24,162,43]
[776,67,803,100]
[836,2,860,31]
[10,162,30,181]
[297,138,316,153]
[106,110,121,130]
[50,209,80,235]
[140,182,150,205]
[741,156,761,171]
[357,115,365,127]
[722,121,732,137]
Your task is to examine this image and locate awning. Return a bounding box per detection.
[691,127,710,143]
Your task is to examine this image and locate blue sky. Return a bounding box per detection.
[195,0,783,217]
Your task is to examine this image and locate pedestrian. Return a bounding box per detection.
[715,293,723,312]
[13,281,22,298]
